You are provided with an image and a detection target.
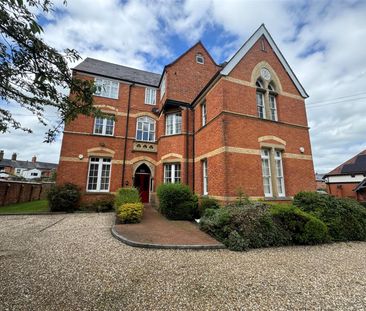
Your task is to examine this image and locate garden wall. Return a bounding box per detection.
[0,180,54,206]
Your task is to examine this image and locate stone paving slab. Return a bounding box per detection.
[113,205,225,249]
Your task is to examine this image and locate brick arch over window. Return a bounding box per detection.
[87,147,115,158]
[251,61,283,92]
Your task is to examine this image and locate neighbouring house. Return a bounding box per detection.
[0,151,58,180]
[323,149,366,203]
[57,24,316,204]
[315,173,326,191]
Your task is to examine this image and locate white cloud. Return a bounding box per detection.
[2,0,366,174]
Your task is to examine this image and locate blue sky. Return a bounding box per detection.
[1,0,366,174]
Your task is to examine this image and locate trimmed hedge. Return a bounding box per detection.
[200,203,291,251]
[117,203,144,223]
[200,202,329,251]
[47,183,81,212]
[198,196,220,217]
[157,183,198,220]
[115,187,140,208]
[294,192,366,241]
[269,204,329,245]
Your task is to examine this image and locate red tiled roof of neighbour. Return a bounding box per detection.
[324,149,366,177]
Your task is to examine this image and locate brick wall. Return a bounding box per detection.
[57,33,316,203]
[0,181,54,206]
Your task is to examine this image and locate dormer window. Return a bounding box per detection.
[196,53,204,64]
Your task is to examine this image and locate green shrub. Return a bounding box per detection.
[200,203,291,251]
[47,183,81,212]
[294,192,366,241]
[117,203,144,223]
[199,196,220,217]
[270,204,329,245]
[157,183,198,220]
[83,197,114,212]
[115,187,140,208]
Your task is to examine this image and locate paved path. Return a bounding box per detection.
[114,205,223,248]
[1,213,366,310]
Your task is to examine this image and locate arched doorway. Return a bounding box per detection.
[134,163,151,203]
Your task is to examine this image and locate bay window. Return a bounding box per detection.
[166,113,182,135]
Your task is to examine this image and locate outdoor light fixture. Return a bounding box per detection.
[78,154,84,160]
[299,147,305,153]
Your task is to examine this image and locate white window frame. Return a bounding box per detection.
[87,157,112,192]
[93,117,114,136]
[201,102,207,126]
[203,159,208,195]
[145,88,156,105]
[136,116,155,142]
[94,77,119,99]
[196,53,204,64]
[164,163,181,184]
[269,94,278,121]
[160,74,166,99]
[165,113,182,135]
[256,92,265,119]
[261,149,272,197]
[275,150,286,197]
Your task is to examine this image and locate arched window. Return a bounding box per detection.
[136,116,155,142]
[256,79,265,119]
[255,78,278,121]
[268,82,278,121]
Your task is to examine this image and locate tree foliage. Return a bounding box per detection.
[0,0,102,142]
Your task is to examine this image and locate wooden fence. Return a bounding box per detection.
[0,180,54,206]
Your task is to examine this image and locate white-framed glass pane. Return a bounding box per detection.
[105,118,114,135]
[269,95,277,121]
[203,160,208,195]
[160,75,166,99]
[145,88,156,105]
[275,151,285,197]
[202,103,207,126]
[94,117,104,134]
[256,92,265,119]
[87,157,111,192]
[164,164,172,183]
[95,78,119,99]
[174,164,181,183]
[261,149,272,197]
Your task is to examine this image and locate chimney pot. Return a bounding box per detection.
[0,150,3,161]
[11,153,17,161]
[32,156,37,163]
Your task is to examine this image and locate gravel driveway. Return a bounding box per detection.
[0,213,365,311]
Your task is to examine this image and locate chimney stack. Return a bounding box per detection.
[11,153,17,161]
[0,150,4,161]
[32,155,37,163]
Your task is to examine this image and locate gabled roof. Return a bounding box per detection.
[74,58,161,87]
[0,159,58,170]
[157,41,219,87]
[324,149,366,177]
[220,24,308,98]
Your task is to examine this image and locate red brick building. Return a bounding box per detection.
[324,149,366,203]
[57,24,316,203]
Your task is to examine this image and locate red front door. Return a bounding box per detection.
[134,173,150,203]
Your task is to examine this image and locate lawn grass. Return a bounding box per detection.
[0,200,49,214]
